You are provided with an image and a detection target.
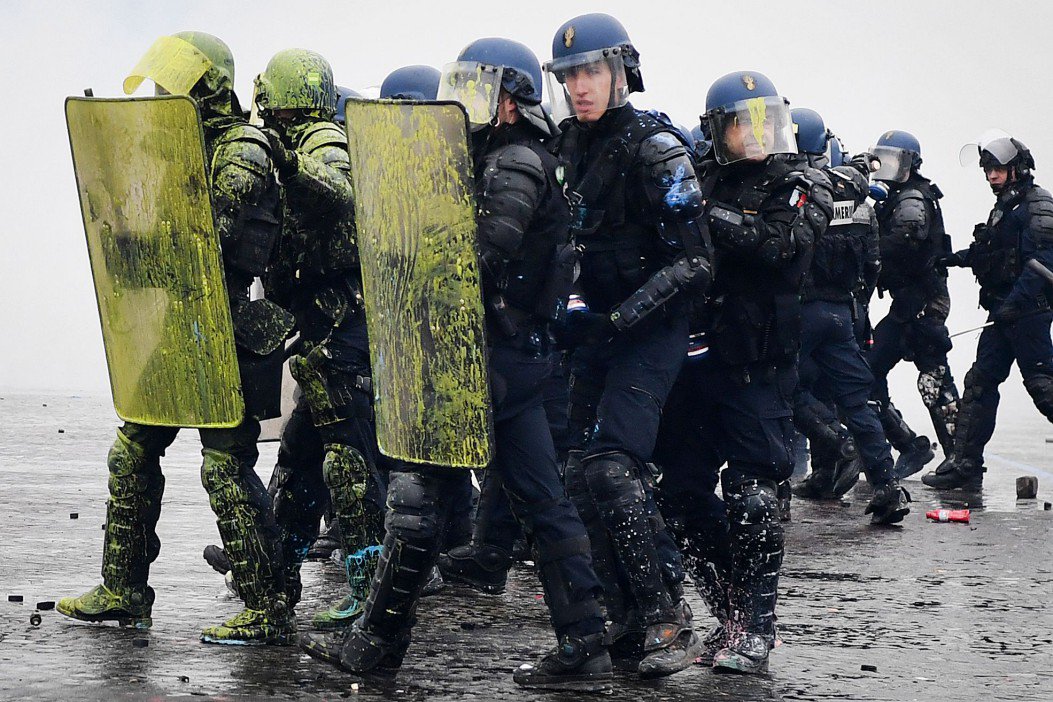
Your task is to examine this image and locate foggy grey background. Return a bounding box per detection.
[3,0,1052,438]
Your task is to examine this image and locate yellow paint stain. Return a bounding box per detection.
[66,96,243,427]
[344,101,493,468]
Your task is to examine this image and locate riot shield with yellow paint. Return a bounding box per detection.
[65,95,244,427]
[344,99,493,468]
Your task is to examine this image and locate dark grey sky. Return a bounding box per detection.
[2,0,1050,428]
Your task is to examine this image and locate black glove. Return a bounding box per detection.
[264,128,299,178]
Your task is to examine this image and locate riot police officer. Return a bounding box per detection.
[787,111,911,522]
[59,32,295,645]
[924,132,1053,489]
[868,131,960,458]
[543,13,712,677]
[246,49,391,631]
[656,72,834,674]
[301,38,613,693]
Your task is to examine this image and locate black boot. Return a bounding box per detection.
[893,436,935,480]
[792,455,837,499]
[714,480,783,676]
[922,370,992,490]
[638,599,704,678]
[302,471,442,674]
[864,481,912,525]
[436,544,512,594]
[922,456,985,490]
[513,633,613,693]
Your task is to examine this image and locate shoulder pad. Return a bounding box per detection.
[298,121,347,155]
[929,182,944,199]
[801,166,833,190]
[1026,186,1053,239]
[638,130,688,166]
[493,143,546,182]
[214,124,272,177]
[894,187,927,204]
[215,123,271,151]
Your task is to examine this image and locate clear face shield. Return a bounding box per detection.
[543,48,629,124]
[707,96,796,165]
[959,128,1016,168]
[869,145,913,183]
[123,35,213,96]
[437,61,503,129]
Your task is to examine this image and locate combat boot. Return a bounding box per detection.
[513,633,613,693]
[200,449,294,645]
[302,623,410,675]
[638,600,704,678]
[922,456,985,490]
[57,584,154,629]
[864,481,912,525]
[893,436,935,479]
[302,471,444,674]
[436,543,512,594]
[58,428,163,630]
[791,460,837,499]
[200,596,296,645]
[312,545,382,630]
[713,632,774,674]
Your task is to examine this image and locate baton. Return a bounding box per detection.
[1027,258,1053,286]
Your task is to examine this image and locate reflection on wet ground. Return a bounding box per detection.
[1,394,1051,701]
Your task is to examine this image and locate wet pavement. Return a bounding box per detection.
[1,393,1052,701]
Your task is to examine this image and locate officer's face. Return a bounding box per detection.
[564,60,612,123]
[985,164,1011,193]
[723,118,777,163]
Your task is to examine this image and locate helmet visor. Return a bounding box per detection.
[869,145,912,182]
[437,60,503,127]
[959,128,1016,167]
[543,48,628,124]
[708,96,796,165]
[124,35,213,97]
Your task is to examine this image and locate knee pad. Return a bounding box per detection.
[963,368,994,402]
[918,365,957,408]
[582,452,646,509]
[200,449,240,495]
[107,429,148,476]
[1023,374,1053,418]
[385,471,440,542]
[725,480,780,527]
[322,443,369,501]
[106,430,160,499]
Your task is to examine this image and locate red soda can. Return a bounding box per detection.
[925,509,970,523]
